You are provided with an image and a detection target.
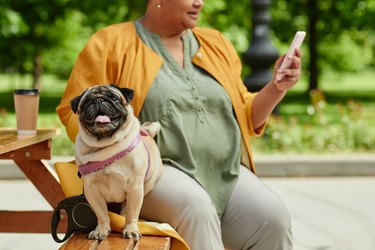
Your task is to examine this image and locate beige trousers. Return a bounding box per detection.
[140,165,293,250]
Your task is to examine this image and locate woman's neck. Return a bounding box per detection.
[139,16,186,40]
[139,15,186,69]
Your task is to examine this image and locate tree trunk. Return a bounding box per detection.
[32,52,42,90]
[308,0,318,91]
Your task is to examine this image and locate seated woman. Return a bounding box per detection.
[56,0,302,249]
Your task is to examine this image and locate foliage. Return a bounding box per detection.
[70,0,145,29]
[0,0,374,89]
[271,0,375,72]
[42,10,92,79]
[0,0,71,73]
[1,70,374,156]
[1,1,374,156]
[0,0,145,84]
[252,87,375,154]
[320,30,374,72]
[199,0,251,52]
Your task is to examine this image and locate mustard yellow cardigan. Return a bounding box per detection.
[56,21,265,172]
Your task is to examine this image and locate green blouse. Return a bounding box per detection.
[135,21,241,217]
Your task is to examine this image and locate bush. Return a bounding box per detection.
[252,89,375,154]
[320,30,374,72]
[1,71,374,156]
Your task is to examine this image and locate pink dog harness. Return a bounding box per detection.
[78,132,151,178]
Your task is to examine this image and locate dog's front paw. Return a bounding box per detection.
[123,223,141,241]
[88,225,110,240]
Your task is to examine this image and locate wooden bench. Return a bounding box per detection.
[59,233,171,250]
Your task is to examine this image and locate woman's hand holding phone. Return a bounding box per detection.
[275,31,306,82]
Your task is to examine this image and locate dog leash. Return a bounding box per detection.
[78,131,151,178]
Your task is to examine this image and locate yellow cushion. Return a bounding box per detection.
[54,161,83,197]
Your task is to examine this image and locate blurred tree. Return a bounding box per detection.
[200,0,251,53]
[0,0,72,89]
[42,10,91,79]
[271,0,374,91]
[68,0,145,30]
[44,0,146,79]
[0,0,145,88]
[44,0,145,79]
[0,0,374,91]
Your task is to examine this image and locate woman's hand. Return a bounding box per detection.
[251,49,303,129]
[271,49,303,92]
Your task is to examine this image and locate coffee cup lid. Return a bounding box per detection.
[14,89,39,95]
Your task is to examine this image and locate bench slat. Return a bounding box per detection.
[59,233,98,250]
[96,235,171,250]
[59,233,171,250]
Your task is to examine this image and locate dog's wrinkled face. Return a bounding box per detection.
[71,84,134,139]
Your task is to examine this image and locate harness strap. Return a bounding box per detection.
[78,132,151,177]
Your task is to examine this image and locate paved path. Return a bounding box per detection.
[265,177,375,250]
[1,177,374,250]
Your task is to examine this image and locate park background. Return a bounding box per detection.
[1,1,375,250]
[0,0,374,157]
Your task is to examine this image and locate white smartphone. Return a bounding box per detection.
[276,31,306,81]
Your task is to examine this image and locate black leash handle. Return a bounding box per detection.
[50,195,97,243]
[51,201,75,243]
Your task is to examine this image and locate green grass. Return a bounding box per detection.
[289,70,375,93]
[1,71,374,156]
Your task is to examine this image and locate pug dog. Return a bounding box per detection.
[70,84,163,242]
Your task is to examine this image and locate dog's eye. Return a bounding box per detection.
[111,96,119,102]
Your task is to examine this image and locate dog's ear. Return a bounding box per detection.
[121,88,134,103]
[110,84,134,103]
[70,94,83,114]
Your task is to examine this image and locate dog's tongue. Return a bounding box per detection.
[95,115,111,123]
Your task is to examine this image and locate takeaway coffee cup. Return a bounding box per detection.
[14,89,39,135]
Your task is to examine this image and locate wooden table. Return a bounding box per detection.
[0,128,67,233]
